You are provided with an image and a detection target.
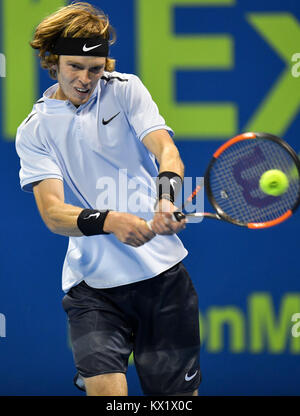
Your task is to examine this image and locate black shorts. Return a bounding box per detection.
[62,262,201,395]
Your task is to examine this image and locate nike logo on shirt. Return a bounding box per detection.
[102,112,120,125]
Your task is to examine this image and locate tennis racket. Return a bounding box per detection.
[155,132,300,229]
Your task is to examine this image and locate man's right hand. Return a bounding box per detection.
[103,211,156,247]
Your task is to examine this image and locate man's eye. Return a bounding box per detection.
[90,67,103,74]
[71,64,80,69]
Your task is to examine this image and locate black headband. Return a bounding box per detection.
[52,37,109,57]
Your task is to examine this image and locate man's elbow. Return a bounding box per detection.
[40,205,60,234]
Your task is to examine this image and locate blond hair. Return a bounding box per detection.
[30,2,116,79]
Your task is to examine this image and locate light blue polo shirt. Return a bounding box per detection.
[16,71,188,291]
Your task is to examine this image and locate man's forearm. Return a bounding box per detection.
[157,146,184,179]
[43,201,84,236]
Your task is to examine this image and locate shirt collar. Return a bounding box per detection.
[42,81,100,109]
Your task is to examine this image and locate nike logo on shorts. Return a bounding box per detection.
[185,370,198,381]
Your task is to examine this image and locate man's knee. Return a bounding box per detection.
[83,372,128,396]
[168,389,198,396]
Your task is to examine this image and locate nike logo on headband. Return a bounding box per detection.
[83,43,102,52]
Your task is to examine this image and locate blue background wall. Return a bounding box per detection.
[0,0,299,396]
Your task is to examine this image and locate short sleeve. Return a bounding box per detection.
[15,126,63,193]
[123,75,174,141]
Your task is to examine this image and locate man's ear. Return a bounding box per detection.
[52,59,59,73]
[49,58,59,79]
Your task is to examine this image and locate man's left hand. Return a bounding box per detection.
[150,199,187,235]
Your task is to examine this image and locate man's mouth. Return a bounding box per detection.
[75,87,90,95]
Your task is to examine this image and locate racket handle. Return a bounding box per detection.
[147,212,185,229]
[173,211,186,222]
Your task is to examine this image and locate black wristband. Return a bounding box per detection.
[77,209,110,236]
[156,171,182,204]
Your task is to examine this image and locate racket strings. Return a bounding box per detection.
[208,139,300,224]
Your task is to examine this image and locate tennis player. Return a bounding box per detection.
[15,2,201,396]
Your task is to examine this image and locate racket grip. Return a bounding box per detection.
[173,211,186,222]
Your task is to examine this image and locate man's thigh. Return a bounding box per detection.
[132,263,201,395]
[62,281,133,381]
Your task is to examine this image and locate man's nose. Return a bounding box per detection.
[79,70,91,85]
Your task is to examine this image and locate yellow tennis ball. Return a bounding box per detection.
[259,169,289,196]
